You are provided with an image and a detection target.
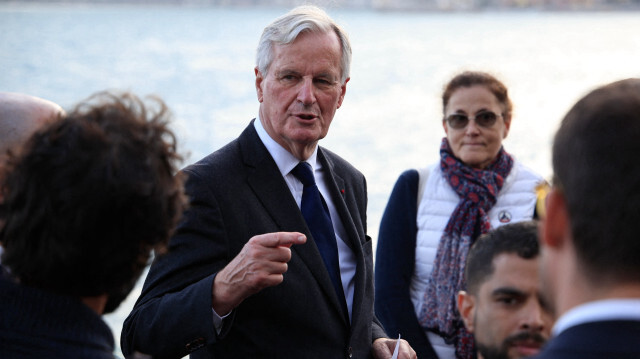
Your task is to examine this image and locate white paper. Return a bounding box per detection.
[391,334,401,359]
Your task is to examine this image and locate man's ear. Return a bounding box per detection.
[255,67,264,103]
[541,188,570,249]
[457,290,476,333]
[336,77,349,109]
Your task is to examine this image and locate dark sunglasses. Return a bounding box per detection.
[444,111,502,129]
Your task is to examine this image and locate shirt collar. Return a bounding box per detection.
[253,117,319,176]
[552,298,640,336]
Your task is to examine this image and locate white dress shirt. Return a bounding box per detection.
[552,299,640,337]
[254,118,356,321]
[211,119,358,332]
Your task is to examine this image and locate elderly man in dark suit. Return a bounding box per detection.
[122,5,415,359]
[535,78,640,359]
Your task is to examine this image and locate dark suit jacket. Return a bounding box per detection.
[533,320,640,359]
[121,121,386,359]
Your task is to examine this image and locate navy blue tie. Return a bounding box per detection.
[291,162,348,317]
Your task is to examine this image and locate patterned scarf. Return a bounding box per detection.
[419,138,513,359]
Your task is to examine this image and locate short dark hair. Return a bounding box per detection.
[552,78,640,285]
[442,71,513,120]
[0,92,187,313]
[464,221,539,294]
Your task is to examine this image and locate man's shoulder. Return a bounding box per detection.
[319,146,363,178]
[188,139,241,169]
[182,122,259,176]
[563,319,640,337]
[535,320,640,359]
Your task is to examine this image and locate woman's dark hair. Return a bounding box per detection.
[442,71,513,120]
[0,92,187,310]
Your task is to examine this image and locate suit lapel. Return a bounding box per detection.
[318,149,361,251]
[238,122,349,326]
[318,148,366,327]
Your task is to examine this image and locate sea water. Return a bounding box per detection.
[2,3,639,356]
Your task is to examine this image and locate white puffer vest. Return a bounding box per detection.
[409,160,543,357]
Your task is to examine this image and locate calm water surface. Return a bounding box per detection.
[2,3,639,356]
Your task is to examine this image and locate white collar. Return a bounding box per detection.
[253,117,319,176]
[552,298,640,336]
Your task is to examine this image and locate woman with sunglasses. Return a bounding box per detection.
[374,71,545,359]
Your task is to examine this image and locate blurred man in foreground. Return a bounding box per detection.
[536,78,640,358]
[0,92,186,358]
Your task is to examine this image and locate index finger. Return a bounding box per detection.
[253,232,306,248]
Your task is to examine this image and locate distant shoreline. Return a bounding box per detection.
[2,0,640,12]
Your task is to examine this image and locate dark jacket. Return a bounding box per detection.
[0,274,115,359]
[122,121,386,359]
[533,320,640,359]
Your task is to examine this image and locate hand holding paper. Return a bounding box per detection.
[391,334,401,359]
[371,334,417,359]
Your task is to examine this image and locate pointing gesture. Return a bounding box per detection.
[212,232,306,315]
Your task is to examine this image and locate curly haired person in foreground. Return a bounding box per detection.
[0,92,186,359]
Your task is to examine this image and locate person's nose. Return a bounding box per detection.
[464,118,481,135]
[297,77,316,106]
[521,299,547,332]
